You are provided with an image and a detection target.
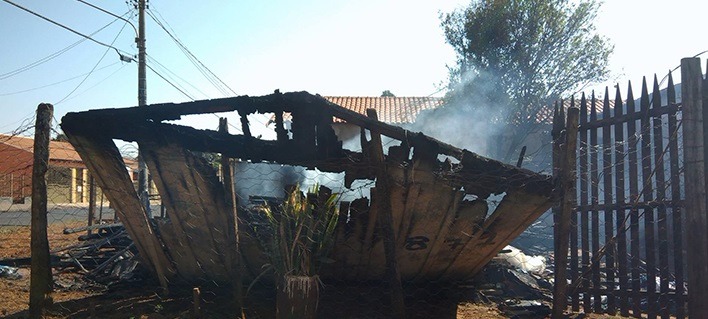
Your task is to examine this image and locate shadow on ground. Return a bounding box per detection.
[5,281,468,318]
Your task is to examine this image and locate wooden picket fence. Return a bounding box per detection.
[553,57,708,318]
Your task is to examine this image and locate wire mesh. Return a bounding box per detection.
[0,94,567,318]
[0,123,114,257]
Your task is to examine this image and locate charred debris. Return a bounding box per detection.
[60,91,555,287]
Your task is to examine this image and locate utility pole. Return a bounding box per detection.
[137,0,150,216]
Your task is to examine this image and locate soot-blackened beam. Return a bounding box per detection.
[63,91,550,194]
[63,113,366,173]
[65,91,466,158]
[366,109,405,319]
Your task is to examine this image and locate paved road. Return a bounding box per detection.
[0,206,117,226]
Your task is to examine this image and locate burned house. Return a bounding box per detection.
[60,91,554,287]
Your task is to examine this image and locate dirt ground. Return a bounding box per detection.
[0,274,511,318]
[0,272,637,318]
[0,224,634,318]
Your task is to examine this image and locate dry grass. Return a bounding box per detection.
[0,221,85,259]
[0,221,95,317]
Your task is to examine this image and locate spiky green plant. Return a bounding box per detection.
[260,185,340,277]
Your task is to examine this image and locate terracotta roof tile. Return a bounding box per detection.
[324,96,443,124]
[0,133,82,163]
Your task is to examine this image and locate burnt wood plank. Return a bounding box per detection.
[238,111,252,138]
[463,191,553,278]
[429,198,488,280]
[415,190,463,280]
[219,118,244,314]
[334,197,369,281]
[366,109,405,318]
[394,146,448,279]
[61,132,174,287]
[441,190,552,280]
[404,180,458,280]
[394,183,423,263]
[141,140,231,282]
[388,163,409,241]
[357,189,386,280]
[329,201,352,278]
[154,218,202,280]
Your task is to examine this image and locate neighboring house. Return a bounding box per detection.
[0,134,140,204]
[0,134,88,203]
[325,96,444,124]
[326,96,444,148]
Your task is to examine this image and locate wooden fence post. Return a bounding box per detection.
[680,57,708,317]
[552,103,579,318]
[192,287,201,319]
[87,175,96,235]
[218,118,244,318]
[29,103,54,319]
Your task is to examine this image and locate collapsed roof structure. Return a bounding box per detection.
[60,91,555,287]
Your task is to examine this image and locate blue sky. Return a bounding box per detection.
[1,0,707,136]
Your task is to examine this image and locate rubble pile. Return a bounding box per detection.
[0,223,142,287]
[472,246,554,318]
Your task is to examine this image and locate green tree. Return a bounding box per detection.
[381,90,396,97]
[441,0,612,162]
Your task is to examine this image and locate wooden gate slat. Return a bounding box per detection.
[589,92,602,313]
[563,73,687,318]
[651,76,670,319]
[602,89,617,313]
[613,86,630,316]
[579,94,592,311]
[625,83,643,317]
[666,72,686,319]
[570,98,580,312]
[640,78,658,319]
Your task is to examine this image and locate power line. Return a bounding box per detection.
[0,62,120,96]
[2,0,133,59]
[145,5,254,134]
[146,6,237,96]
[56,19,129,104]
[146,54,209,99]
[144,62,195,100]
[0,12,129,80]
[74,0,137,36]
[147,9,229,96]
[57,63,128,104]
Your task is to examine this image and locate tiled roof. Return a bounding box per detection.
[0,133,82,163]
[534,97,616,124]
[324,96,444,124]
